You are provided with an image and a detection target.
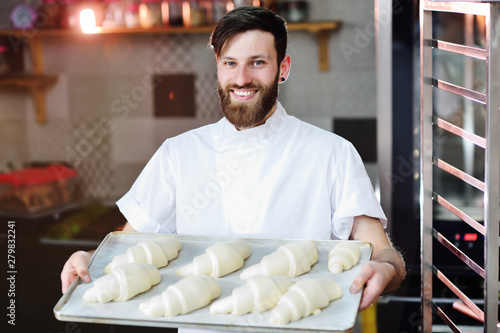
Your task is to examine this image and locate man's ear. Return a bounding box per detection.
[279,55,291,82]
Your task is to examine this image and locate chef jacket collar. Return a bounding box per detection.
[214,101,289,152]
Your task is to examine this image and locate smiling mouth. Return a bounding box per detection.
[231,89,258,98]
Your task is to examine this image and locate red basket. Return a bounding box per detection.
[0,164,78,212]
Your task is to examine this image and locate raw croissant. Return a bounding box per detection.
[104,237,182,273]
[210,275,293,315]
[269,278,342,325]
[175,239,251,278]
[139,276,221,317]
[240,241,318,280]
[82,263,161,303]
[328,242,361,273]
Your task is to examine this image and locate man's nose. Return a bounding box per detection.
[234,67,252,87]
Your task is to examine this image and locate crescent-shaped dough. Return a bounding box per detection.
[139,276,221,317]
[83,263,161,303]
[269,278,342,325]
[210,275,293,315]
[104,237,182,273]
[328,241,361,274]
[175,239,251,278]
[240,241,318,279]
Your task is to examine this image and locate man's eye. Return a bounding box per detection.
[253,60,264,66]
[224,61,236,67]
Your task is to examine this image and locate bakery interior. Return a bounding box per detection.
[0,0,498,332]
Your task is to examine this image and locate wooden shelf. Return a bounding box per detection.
[1,21,339,36]
[0,74,58,123]
[1,21,340,71]
[0,74,57,87]
[0,21,340,123]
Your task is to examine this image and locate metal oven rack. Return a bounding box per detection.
[420,0,500,332]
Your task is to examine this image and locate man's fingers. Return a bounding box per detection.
[358,278,383,310]
[349,263,375,293]
[73,251,91,282]
[351,261,396,311]
[61,251,92,294]
[76,268,91,283]
[354,265,381,310]
[61,273,71,294]
[358,288,376,311]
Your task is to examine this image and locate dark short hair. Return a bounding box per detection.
[209,6,288,66]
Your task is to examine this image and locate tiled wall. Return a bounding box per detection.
[0,0,378,201]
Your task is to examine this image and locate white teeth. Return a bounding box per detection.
[233,90,255,97]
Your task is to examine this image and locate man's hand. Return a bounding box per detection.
[350,260,397,310]
[60,222,135,294]
[61,250,93,294]
[349,215,406,311]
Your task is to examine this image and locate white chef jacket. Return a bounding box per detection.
[116,102,387,333]
[117,102,387,240]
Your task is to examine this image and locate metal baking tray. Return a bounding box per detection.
[54,232,372,332]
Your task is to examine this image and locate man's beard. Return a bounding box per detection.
[218,74,279,129]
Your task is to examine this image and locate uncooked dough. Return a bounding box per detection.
[210,275,293,315]
[328,241,361,273]
[240,241,318,279]
[82,263,161,303]
[175,239,251,278]
[139,276,221,317]
[104,237,182,273]
[269,278,342,325]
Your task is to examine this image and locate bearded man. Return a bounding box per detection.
[61,6,405,333]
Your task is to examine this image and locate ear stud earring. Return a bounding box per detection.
[280,77,285,82]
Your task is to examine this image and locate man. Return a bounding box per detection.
[61,5,405,328]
